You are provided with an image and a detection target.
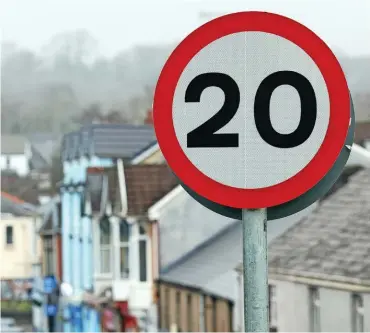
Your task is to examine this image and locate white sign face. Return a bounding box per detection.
[172,32,330,189]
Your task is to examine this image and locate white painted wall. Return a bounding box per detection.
[156,189,235,268]
[266,279,309,332]
[0,154,29,176]
[0,216,42,279]
[237,276,370,332]
[365,140,370,151]
[365,294,370,331]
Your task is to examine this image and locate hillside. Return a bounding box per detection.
[1,33,369,135]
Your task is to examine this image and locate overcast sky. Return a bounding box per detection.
[1,0,369,58]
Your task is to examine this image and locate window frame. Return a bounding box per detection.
[43,235,55,276]
[97,216,112,275]
[352,294,364,332]
[269,284,278,330]
[176,291,181,331]
[212,297,217,332]
[130,222,150,283]
[309,286,321,332]
[164,287,170,330]
[119,219,130,279]
[187,293,192,332]
[5,225,14,246]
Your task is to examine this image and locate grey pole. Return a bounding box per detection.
[242,208,269,332]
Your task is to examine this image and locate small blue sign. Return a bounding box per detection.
[69,305,83,331]
[43,275,57,294]
[45,304,58,316]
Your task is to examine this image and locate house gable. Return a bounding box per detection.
[131,142,165,165]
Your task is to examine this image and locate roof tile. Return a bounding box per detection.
[269,169,370,283]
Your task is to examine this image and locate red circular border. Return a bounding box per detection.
[153,11,350,209]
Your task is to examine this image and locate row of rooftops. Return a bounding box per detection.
[61,124,156,161]
[38,163,179,235]
[161,168,370,293]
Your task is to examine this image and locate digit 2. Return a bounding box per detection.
[185,73,240,148]
[185,70,317,149]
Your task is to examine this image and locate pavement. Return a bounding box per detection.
[0,317,26,332]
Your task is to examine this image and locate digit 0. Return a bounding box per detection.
[185,70,317,148]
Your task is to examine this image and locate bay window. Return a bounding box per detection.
[96,217,149,282]
[119,221,148,282]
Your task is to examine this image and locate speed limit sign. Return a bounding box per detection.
[153,11,351,209]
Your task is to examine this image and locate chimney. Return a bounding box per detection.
[144,107,153,125]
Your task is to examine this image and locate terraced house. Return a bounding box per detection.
[59,123,158,332]
[84,163,178,331]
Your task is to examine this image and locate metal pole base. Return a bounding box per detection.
[242,208,269,332]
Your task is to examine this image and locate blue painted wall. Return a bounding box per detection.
[61,155,112,332]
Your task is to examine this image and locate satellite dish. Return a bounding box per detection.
[60,282,73,297]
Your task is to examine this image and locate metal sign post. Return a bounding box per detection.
[242,209,268,332]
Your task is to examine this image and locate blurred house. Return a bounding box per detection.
[38,195,63,280]
[156,277,233,332]
[236,169,370,332]
[59,123,157,332]
[85,163,178,331]
[0,192,40,280]
[156,209,314,333]
[1,133,61,205]
[1,133,59,176]
[1,135,32,176]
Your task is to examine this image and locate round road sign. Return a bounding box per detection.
[180,95,355,220]
[154,11,350,209]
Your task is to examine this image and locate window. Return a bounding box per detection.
[119,219,130,278]
[99,217,112,274]
[5,225,13,245]
[212,297,217,332]
[352,294,364,332]
[80,191,85,216]
[138,224,148,282]
[176,291,181,331]
[228,301,234,332]
[43,236,55,275]
[269,285,278,331]
[187,294,192,332]
[5,156,10,169]
[309,287,320,332]
[164,288,170,330]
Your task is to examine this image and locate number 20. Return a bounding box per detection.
[185,71,317,149]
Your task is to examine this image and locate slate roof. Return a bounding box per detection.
[1,135,27,154]
[1,172,41,205]
[61,124,156,161]
[268,168,370,285]
[38,196,61,234]
[159,206,315,300]
[86,168,106,214]
[1,192,36,216]
[28,133,61,167]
